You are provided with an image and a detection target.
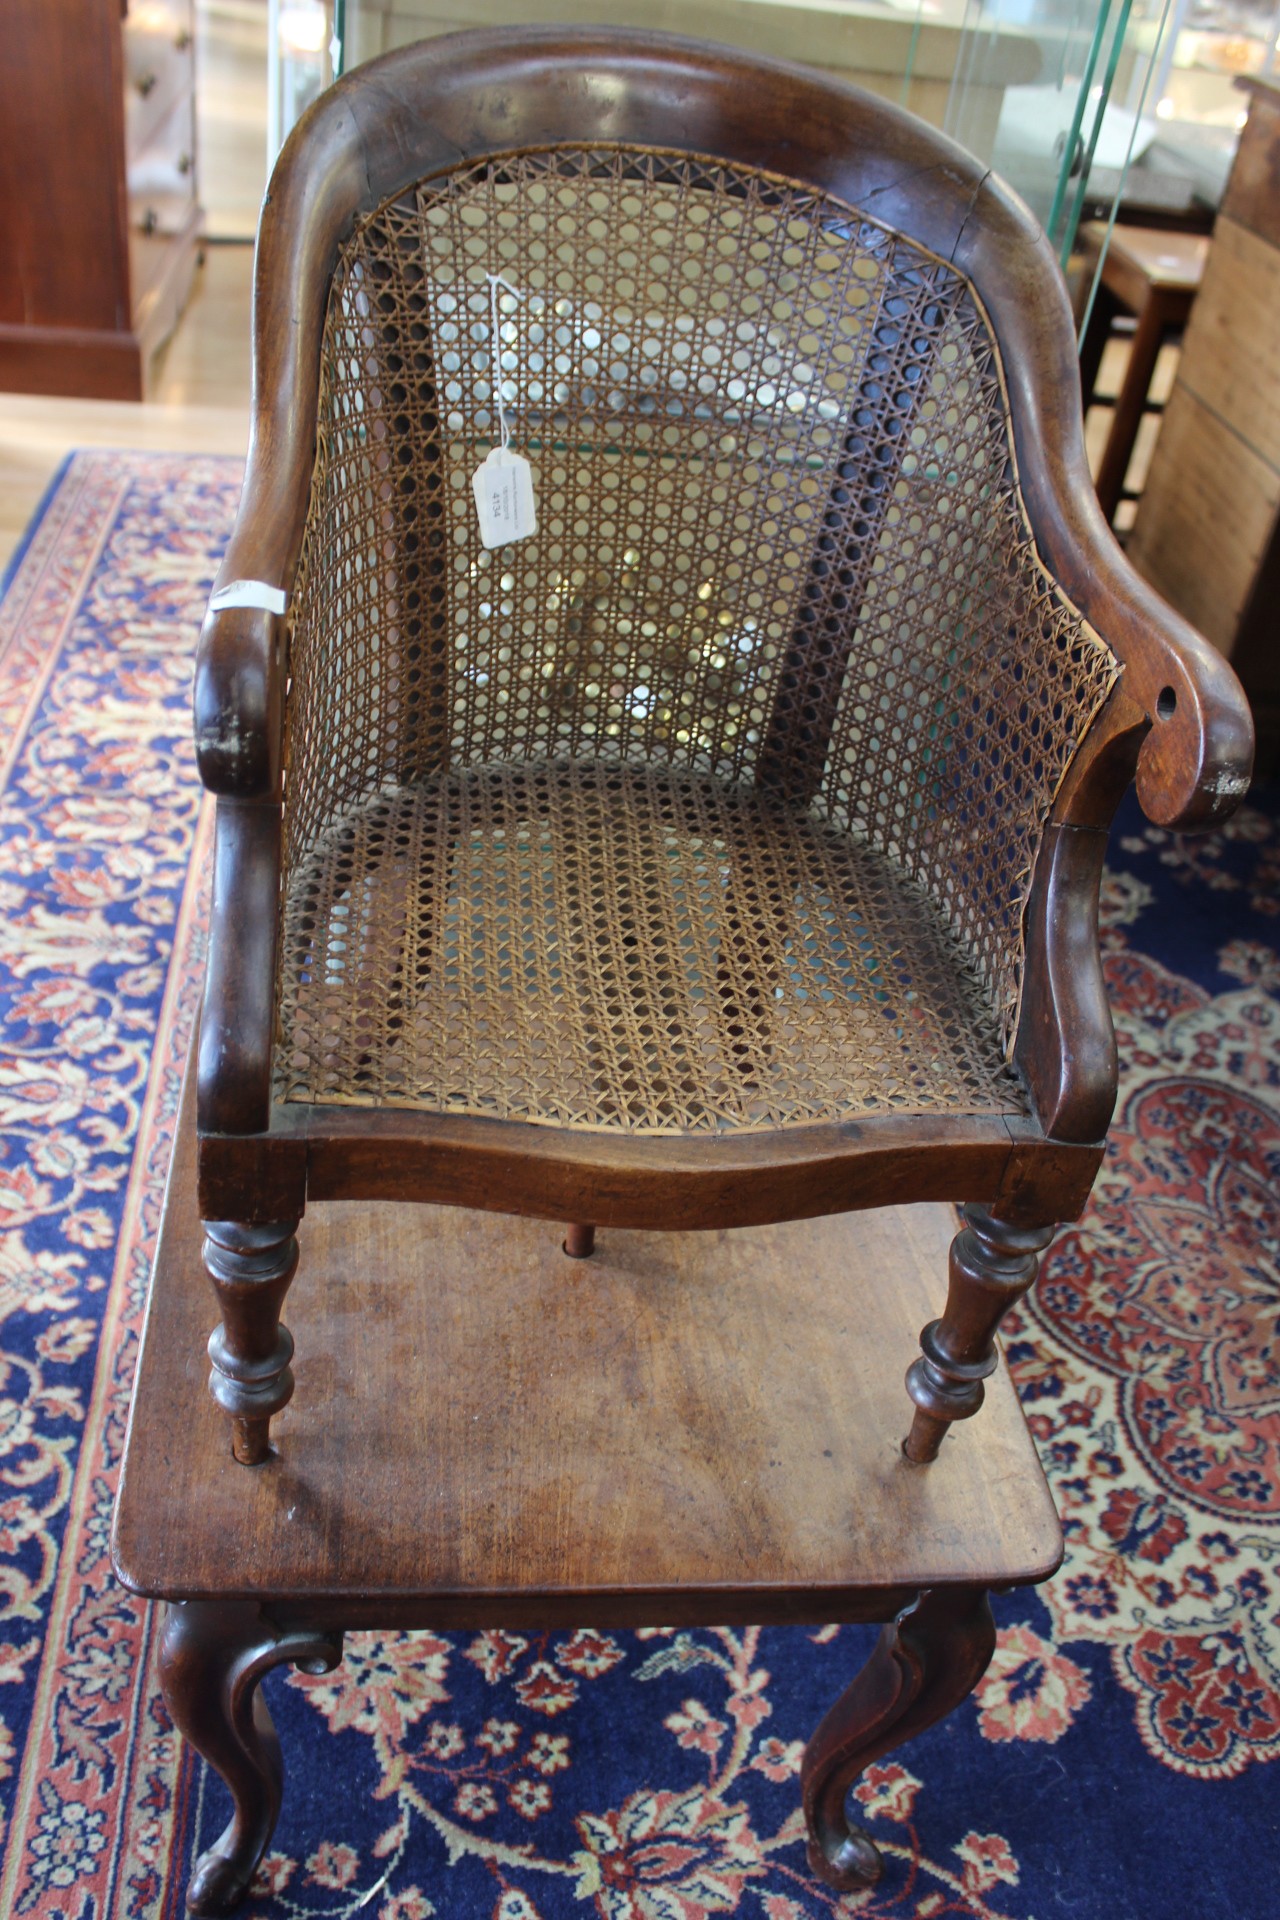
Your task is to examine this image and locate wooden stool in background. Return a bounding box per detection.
[1075,221,1209,526]
[112,1062,1062,1914]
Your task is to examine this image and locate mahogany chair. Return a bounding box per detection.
[193,27,1253,1471]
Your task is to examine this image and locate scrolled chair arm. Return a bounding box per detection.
[193,480,299,1133]
[194,449,318,1135]
[953,175,1255,832]
[194,92,364,799]
[1041,504,1253,832]
[194,598,286,800]
[194,495,297,1135]
[193,406,318,801]
[192,87,371,1138]
[947,174,1253,1155]
[1021,454,1255,832]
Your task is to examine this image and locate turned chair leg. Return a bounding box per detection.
[159,1600,342,1916]
[803,1586,996,1888]
[904,1204,1055,1464]
[203,1220,300,1465]
[563,1222,596,1259]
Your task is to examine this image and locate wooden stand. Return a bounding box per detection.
[113,1063,1062,1916]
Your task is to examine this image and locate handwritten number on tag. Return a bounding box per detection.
[472,446,537,551]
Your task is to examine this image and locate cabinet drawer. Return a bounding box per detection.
[122,1,194,160]
[128,90,197,242]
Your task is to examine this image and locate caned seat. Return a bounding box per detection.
[273,145,1112,1134]
[193,29,1251,1476]
[277,762,1030,1130]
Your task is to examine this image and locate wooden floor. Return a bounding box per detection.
[0,244,254,576]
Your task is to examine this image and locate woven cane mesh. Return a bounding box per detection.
[276,145,1119,1132]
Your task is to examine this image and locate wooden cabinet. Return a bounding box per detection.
[1128,77,1280,769]
[0,0,203,401]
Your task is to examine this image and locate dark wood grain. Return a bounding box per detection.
[291,1107,1030,1225]
[196,1100,1103,1234]
[0,0,130,337]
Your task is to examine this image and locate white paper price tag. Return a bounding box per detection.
[208,579,288,616]
[472,447,537,551]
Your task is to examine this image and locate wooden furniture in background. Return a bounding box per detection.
[1074,222,1209,527]
[113,1061,1063,1913]
[192,29,1253,1482]
[1128,77,1280,770]
[1078,165,1217,236]
[0,0,203,401]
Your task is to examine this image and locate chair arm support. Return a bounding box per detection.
[194,600,286,799]
[1014,822,1115,1143]
[954,178,1255,833]
[197,799,282,1137]
[1020,472,1255,833]
[192,393,315,800]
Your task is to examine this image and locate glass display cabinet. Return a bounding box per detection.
[267,0,1274,362]
[328,0,1186,259]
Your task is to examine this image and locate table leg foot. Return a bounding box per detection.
[904,1206,1055,1462]
[158,1600,342,1915]
[802,1587,996,1890]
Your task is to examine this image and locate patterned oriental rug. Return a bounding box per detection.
[0,450,1276,1920]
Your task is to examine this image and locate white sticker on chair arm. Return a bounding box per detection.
[209,579,289,616]
[472,448,537,550]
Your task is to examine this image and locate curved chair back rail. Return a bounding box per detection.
[193,27,1253,1199]
[196,28,1250,821]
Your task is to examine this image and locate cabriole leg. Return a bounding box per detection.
[904,1204,1055,1464]
[158,1600,342,1916]
[203,1220,299,1465]
[802,1587,996,1889]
